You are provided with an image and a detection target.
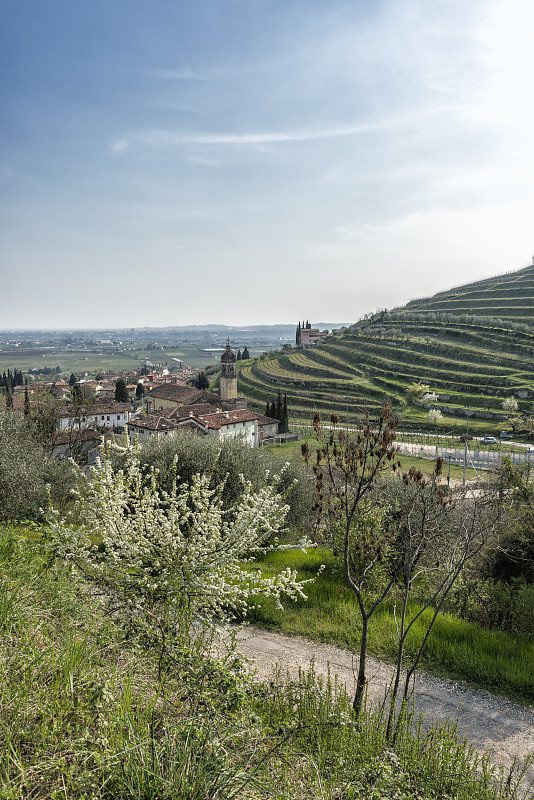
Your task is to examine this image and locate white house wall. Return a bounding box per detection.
[58,412,128,431]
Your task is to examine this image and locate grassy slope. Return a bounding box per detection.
[404,265,534,320]
[4,525,530,799]
[238,265,534,433]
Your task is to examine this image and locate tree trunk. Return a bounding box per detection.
[353,614,368,718]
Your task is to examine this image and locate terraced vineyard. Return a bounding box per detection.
[238,264,534,431]
[401,264,534,323]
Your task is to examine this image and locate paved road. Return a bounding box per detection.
[232,626,534,788]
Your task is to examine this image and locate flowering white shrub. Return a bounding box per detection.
[422,392,438,404]
[46,442,313,618]
[427,409,443,424]
[502,396,518,412]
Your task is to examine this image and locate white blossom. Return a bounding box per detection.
[46,440,314,618]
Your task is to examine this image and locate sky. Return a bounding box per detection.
[1,0,533,329]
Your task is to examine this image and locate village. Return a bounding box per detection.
[5,342,294,463]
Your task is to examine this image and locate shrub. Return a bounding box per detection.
[0,409,77,521]
[46,441,313,618]
[125,431,316,535]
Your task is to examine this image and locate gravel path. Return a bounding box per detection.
[234,626,534,786]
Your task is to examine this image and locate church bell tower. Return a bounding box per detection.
[220,341,238,401]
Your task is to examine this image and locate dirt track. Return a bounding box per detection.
[234,626,534,786]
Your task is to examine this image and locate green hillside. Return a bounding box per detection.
[238,265,534,432]
[401,264,534,323]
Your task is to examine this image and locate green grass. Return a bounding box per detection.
[263,436,481,481]
[1,524,532,799]
[244,548,534,703]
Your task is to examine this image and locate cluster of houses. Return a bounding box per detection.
[44,344,287,460]
[128,389,279,447]
[17,362,201,402]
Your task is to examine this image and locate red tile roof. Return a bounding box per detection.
[193,409,258,430]
[148,385,218,404]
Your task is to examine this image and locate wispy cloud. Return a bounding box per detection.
[111,105,461,153]
[110,140,128,153]
[149,68,206,80]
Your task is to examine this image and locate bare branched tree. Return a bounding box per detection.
[302,401,398,717]
[304,401,498,726]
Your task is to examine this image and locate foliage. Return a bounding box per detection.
[195,371,210,390]
[0,408,77,521]
[407,382,430,400]
[502,396,519,412]
[378,470,498,737]
[114,377,129,403]
[126,430,316,534]
[303,402,398,715]
[447,574,534,638]
[303,403,498,724]
[486,459,534,583]
[422,392,438,403]
[5,381,13,408]
[46,440,313,618]
[2,524,531,799]
[427,408,443,424]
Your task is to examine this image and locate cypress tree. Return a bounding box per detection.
[276,391,282,421]
[69,373,77,387]
[24,386,30,416]
[114,377,129,403]
[242,347,250,360]
[237,350,242,361]
[5,382,13,409]
[280,393,288,432]
[265,401,270,416]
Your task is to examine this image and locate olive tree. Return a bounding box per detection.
[0,408,77,521]
[125,430,316,535]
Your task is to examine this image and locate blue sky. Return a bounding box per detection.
[1,0,533,328]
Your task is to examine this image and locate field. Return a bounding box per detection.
[0,345,219,377]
